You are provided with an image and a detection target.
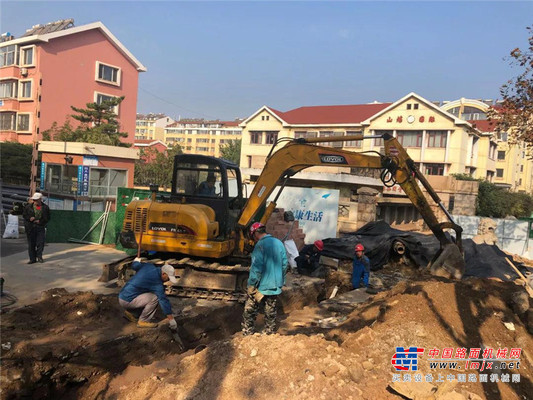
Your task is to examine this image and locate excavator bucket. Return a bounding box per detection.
[428,243,465,280]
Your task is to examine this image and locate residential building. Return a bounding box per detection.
[135,113,174,141]
[133,139,168,162]
[164,119,242,158]
[0,19,146,145]
[441,98,533,193]
[239,92,522,233]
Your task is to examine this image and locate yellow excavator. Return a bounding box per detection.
[118,133,465,299]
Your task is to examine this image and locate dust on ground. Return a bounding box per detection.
[1,277,532,400]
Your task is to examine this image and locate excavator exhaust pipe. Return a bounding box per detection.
[428,243,465,280]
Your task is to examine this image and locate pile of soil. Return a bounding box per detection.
[1,277,532,399]
[0,288,181,398]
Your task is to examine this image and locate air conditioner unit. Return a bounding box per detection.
[20,67,28,76]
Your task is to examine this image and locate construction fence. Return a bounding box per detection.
[46,187,154,248]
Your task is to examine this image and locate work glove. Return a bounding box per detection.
[133,257,142,263]
[247,286,257,296]
[168,318,178,330]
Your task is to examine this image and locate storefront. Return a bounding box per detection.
[38,141,139,211]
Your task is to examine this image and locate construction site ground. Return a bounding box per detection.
[1,238,533,400]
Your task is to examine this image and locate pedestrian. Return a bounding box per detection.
[352,243,371,289]
[23,192,51,264]
[242,222,288,336]
[118,259,178,329]
[295,239,324,275]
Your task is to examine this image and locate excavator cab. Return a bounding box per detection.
[171,154,244,238]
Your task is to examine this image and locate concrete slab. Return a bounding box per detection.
[1,239,127,307]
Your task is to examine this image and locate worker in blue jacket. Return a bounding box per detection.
[119,258,178,329]
[352,243,371,289]
[242,222,288,335]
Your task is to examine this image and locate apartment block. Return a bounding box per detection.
[164,119,242,158]
[0,19,146,145]
[441,98,533,193]
[135,113,174,141]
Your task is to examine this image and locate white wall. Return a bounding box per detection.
[246,184,340,243]
[452,215,532,259]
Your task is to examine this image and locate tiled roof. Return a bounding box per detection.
[468,119,497,132]
[136,113,168,120]
[219,121,240,127]
[21,19,75,37]
[269,103,392,124]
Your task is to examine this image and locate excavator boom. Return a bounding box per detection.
[237,133,465,279]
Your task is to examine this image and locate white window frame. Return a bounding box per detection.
[0,79,17,99]
[16,112,31,132]
[0,44,17,67]
[94,91,120,114]
[95,61,121,86]
[18,79,33,100]
[19,45,35,67]
[0,112,17,131]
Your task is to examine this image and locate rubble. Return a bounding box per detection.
[1,275,532,399]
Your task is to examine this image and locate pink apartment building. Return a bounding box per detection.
[0,19,146,144]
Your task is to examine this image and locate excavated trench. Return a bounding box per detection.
[0,276,325,399]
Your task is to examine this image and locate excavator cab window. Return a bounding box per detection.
[173,163,222,197]
[171,154,244,237]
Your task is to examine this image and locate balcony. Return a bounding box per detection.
[0,98,20,111]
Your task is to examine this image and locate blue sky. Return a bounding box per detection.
[2,1,532,120]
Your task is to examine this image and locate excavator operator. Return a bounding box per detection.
[197,173,216,196]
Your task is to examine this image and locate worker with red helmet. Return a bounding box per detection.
[242,222,288,336]
[352,243,371,289]
[295,239,324,276]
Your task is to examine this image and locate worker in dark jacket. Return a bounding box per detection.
[352,243,371,288]
[295,240,324,275]
[119,260,178,329]
[23,192,51,264]
[242,222,288,336]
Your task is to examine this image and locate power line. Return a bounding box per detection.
[138,86,221,120]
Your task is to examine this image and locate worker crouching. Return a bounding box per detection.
[118,259,178,330]
[242,222,288,336]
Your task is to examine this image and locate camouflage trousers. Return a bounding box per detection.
[241,293,278,336]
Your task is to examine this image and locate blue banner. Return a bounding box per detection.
[77,166,83,195]
[40,162,46,190]
[82,166,89,196]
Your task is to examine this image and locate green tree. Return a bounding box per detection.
[0,142,33,185]
[453,174,533,218]
[41,119,75,141]
[42,97,130,147]
[476,180,509,218]
[489,26,533,150]
[134,145,183,190]
[220,139,241,164]
[70,96,130,146]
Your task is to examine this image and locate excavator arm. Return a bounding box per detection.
[237,133,465,279]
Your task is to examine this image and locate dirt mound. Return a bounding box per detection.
[23,278,528,400]
[0,289,181,399]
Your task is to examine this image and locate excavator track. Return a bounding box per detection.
[113,255,250,303]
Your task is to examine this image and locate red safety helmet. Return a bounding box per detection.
[250,222,265,235]
[314,240,324,251]
[355,243,365,252]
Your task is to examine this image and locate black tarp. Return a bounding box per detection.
[319,221,520,281]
